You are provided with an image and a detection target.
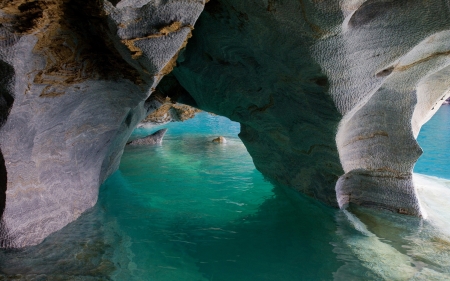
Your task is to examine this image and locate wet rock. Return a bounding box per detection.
[212,136,227,144]
[127,129,168,146]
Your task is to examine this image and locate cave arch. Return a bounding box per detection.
[170,0,450,219]
[1,0,450,249]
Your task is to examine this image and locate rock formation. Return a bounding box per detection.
[212,136,226,144]
[0,0,205,248]
[172,0,450,216]
[127,128,167,145]
[1,0,450,247]
[138,73,202,126]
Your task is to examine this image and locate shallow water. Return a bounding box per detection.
[1,110,450,280]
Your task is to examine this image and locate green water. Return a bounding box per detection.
[2,111,450,280]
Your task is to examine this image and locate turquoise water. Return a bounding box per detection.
[2,111,450,280]
[415,105,450,179]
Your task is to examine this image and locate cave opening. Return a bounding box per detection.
[2,1,450,279]
[4,105,450,280]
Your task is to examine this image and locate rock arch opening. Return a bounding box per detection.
[1,0,450,250]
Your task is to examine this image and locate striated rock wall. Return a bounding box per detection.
[0,0,205,248]
[173,0,450,216]
[174,0,345,205]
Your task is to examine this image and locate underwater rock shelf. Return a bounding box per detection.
[0,0,450,247]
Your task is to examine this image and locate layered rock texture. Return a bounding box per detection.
[0,0,205,248]
[1,0,450,248]
[173,0,450,217]
[139,75,202,126]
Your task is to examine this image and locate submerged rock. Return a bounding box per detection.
[212,136,227,144]
[127,129,168,146]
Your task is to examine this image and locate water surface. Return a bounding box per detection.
[1,111,450,280]
[415,105,450,179]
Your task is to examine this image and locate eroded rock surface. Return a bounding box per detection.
[138,73,201,126]
[127,128,167,145]
[173,0,450,216]
[0,0,205,248]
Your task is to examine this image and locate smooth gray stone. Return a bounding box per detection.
[127,129,168,145]
[0,0,204,248]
